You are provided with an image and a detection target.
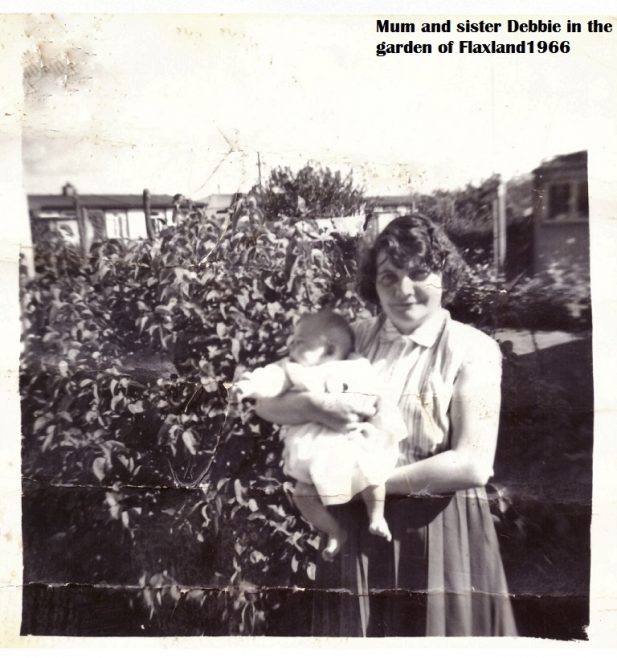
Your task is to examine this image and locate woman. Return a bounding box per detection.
[257,214,517,636]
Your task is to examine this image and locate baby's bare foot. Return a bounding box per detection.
[369,517,392,542]
[322,529,348,561]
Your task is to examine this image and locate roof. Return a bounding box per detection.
[365,195,415,207]
[200,193,243,210]
[533,150,587,174]
[28,194,177,213]
[297,215,366,237]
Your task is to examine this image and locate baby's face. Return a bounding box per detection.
[288,323,333,366]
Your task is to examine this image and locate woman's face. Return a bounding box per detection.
[375,250,443,334]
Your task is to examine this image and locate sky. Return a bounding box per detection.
[19,12,614,198]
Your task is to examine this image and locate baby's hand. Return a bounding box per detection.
[233,376,256,400]
[228,365,251,399]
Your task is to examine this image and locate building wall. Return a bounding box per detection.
[32,207,174,248]
[127,209,149,239]
[533,222,590,273]
[532,153,589,274]
[104,211,128,239]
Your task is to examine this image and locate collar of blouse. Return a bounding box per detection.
[380,308,450,348]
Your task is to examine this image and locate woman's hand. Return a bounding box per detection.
[310,392,379,432]
[346,421,389,445]
[255,391,378,432]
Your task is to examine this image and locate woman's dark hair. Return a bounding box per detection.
[357,213,466,306]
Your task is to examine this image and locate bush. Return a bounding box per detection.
[252,164,365,221]
[449,261,591,332]
[412,173,589,331]
[21,209,365,634]
[21,197,591,636]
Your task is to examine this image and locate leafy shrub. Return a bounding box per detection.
[251,164,365,220]
[21,208,365,634]
[449,261,591,332]
[414,174,503,239]
[412,172,589,331]
[21,193,591,636]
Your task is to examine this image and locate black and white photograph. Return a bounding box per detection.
[1,0,617,646]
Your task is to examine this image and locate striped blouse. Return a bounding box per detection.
[353,308,503,466]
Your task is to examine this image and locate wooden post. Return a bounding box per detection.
[171,193,184,226]
[73,193,88,258]
[143,188,155,239]
[257,152,263,189]
[493,180,507,277]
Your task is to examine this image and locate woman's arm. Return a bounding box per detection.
[386,341,502,496]
[255,391,379,433]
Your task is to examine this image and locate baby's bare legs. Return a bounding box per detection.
[293,481,348,561]
[361,484,392,542]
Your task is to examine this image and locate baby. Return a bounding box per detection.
[234,309,407,560]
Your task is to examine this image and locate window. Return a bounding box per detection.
[105,211,129,239]
[548,182,571,218]
[150,210,168,236]
[577,181,589,215]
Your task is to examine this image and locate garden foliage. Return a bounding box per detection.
[251,164,365,221]
[448,260,591,331]
[21,204,364,634]
[21,179,591,636]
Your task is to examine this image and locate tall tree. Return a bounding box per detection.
[252,164,364,221]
